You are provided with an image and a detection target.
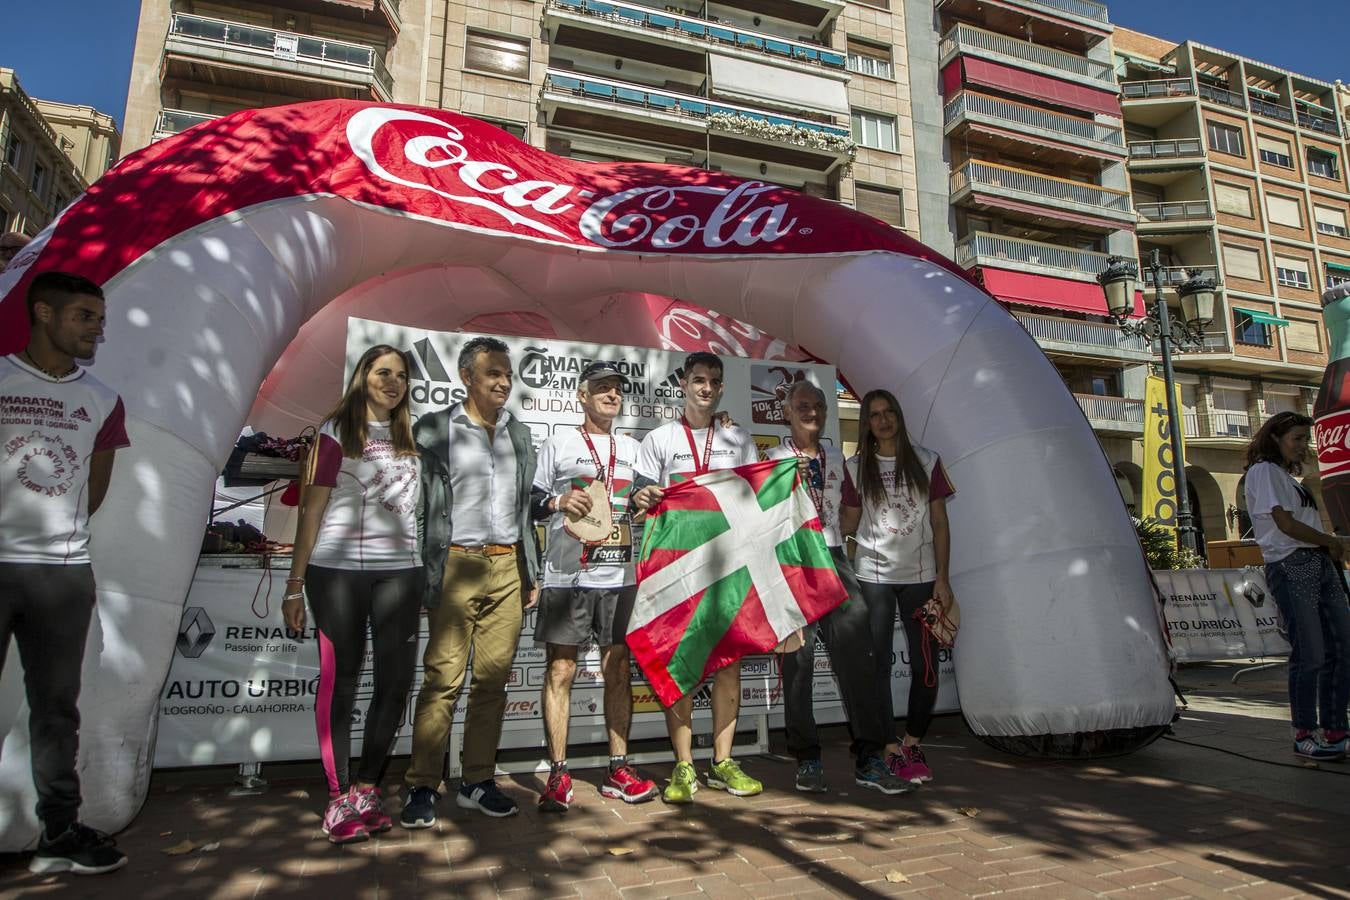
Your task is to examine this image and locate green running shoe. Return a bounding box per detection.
[663,760,699,804]
[707,758,763,797]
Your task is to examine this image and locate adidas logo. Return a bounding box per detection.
[405,338,466,407]
[655,367,685,400]
[71,407,91,423]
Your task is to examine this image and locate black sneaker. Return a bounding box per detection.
[29,823,128,875]
[795,760,827,793]
[456,779,519,817]
[400,786,440,829]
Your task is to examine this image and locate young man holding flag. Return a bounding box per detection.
[530,361,660,810]
[764,381,910,796]
[632,352,763,803]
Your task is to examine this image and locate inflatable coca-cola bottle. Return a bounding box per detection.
[1314,283,1350,533]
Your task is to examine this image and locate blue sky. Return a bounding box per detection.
[0,0,1342,131]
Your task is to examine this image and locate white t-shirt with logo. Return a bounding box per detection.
[763,440,859,548]
[535,429,640,589]
[637,419,759,487]
[309,421,422,570]
[1245,460,1323,564]
[846,446,955,584]
[0,355,131,565]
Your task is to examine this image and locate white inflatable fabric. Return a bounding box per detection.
[0,102,1174,846]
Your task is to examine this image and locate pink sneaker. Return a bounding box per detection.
[903,745,933,783]
[351,786,392,834]
[322,795,369,844]
[886,751,921,784]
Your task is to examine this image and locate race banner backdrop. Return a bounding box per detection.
[1155,568,1290,662]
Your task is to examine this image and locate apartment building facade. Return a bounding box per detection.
[0,70,97,236]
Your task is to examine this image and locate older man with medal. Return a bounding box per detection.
[530,361,660,811]
[763,381,911,796]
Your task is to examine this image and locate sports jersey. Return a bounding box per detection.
[636,418,758,487]
[763,440,859,548]
[534,428,640,589]
[0,355,130,564]
[309,421,421,570]
[845,446,955,584]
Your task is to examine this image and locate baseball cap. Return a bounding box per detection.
[579,360,630,385]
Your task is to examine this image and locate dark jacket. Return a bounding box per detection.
[414,406,538,609]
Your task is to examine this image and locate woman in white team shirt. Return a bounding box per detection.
[846,389,956,784]
[284,345,424,843]
[1243,411,1350,761]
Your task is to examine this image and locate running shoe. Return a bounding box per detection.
[903,745,934,783]
[400,785,440,830]
[795,760,827,793]
[1294,735,1344,761]
[538,771,574,812]
[601,764,659,803]
[28,823,128,875]
[854,756,913,795]
[886,751,921,784]
[706,758,763,797]
[351,786,392,834]
[322,795,369,845]
[456,779,519,817]
[663,760,699,804]
[1323,733,1350,758]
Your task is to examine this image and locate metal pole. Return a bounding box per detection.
[1150,249,1199,554]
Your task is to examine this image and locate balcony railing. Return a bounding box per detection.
[957,232,1111,278]
[167,13,392,98]
[1006,0,1109,24]
[1135,200,1213,223]
[940,23,1116,88]
[951,160,1132,213]
[1120,78,1194,100]
[1183,411,1253,440]
[1075,394,1145,429]
[1198,83,1246,110]
[542,70,851,139]
[1248,94,1294,124]
[1128,138,1204,161]
[945,92,1124,149]
[547,0,846,69]
[1015,313,1151,355]
[1298,110,1341,136]
[1140,263,1220,286]
[153,109,217,139]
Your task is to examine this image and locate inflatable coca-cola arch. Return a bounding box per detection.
[0,101,1173,845]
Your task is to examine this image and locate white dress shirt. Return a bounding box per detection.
[447,402,520,545]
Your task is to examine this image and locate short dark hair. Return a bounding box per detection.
[1245,411,1313,474]
[682,351,723,377]
[27,271,104,323]
[458,336,509,373]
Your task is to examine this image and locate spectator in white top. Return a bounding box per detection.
[1243,411,1350,761]
[1,272,129,875]
[284,344,423,844]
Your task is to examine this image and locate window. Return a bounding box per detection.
[54,194,68,213]
[1315,205,1349,237]
[1308,147,1339,179]
[30,164,46,197]
[1286,320,1322,353]
[1265,389,1300,414]
[1257,135,1293,168]
[1327,262,1350,289]
[1089,370,1120,397]
[1223,243,1263,281]
[1234,311,1271,346]
[1274,254,1311,289]
[4,136,22,169]
[464,29,529,79]
[854,184,904,228]
[851,110,896,152]
[1214,182,1253,217]
[1265,193,1303,228]
[1207,121,1244,156]
[847,38,893,79]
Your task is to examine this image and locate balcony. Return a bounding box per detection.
[1141,263,1220,287]
[939,23,1116,90]
[1075,394,1145,434]
[1183,410,1254,441]
[1248,94,1294,125]
[1128,138,1204,162]
[545,0,846,72]
[1120,78,1194,100]
[957,232,1110,280]
[1298,110,1341,137]
[1198,83,1246,110]
[999,0,1109,25]
[163,13,392,101]
[944,92,1124,156]
[152,109,217,141]
[1014,312,1152,362]
[950,160,1134,224]
[1135,200,1213,228]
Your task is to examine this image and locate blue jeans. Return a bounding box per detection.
[1265,548,1350,732]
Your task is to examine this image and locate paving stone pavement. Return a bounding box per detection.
[3,661,1349,898]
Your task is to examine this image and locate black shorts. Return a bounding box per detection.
[533,585,637,648]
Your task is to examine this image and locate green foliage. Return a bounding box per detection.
[1134,517,1207,570]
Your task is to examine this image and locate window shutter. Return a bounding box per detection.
[1223,244,1262,280]
[465,31,530,79]
[1286,320,1322,352]
[855,185,904,227]
[1266,193,1302,227]
[1315,205,1348,230]
[1257,135,1290,156]
[1215,183,1252,216]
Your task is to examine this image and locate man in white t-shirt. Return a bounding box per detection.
[1,272,130,875]
[632,352,762,803]
[530,361,659,811]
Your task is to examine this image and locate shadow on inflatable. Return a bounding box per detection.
[0,101,1173,846]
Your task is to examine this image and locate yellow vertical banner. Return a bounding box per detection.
[1142,375,1188,537]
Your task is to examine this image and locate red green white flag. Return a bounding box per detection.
[626,458,848,706]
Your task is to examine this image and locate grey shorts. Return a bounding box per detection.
[534,585,637,648]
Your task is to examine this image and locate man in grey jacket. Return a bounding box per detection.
[403,336,538,824]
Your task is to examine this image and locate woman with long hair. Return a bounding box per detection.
[284,345,425,843]
[1243,411,1350,760]
[845,389,956,784]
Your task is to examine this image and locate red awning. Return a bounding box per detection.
[980,267,1144,317]
[943,58,1121,118]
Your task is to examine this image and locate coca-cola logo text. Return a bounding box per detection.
[1315,410,1350,475]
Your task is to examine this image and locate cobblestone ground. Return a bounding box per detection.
[3,661,1348,898]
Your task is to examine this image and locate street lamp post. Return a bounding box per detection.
[1098,248,1216,556]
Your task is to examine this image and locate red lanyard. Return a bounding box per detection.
[578,427,617,500]
[681,417,716,476]
[789,439,826,512]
